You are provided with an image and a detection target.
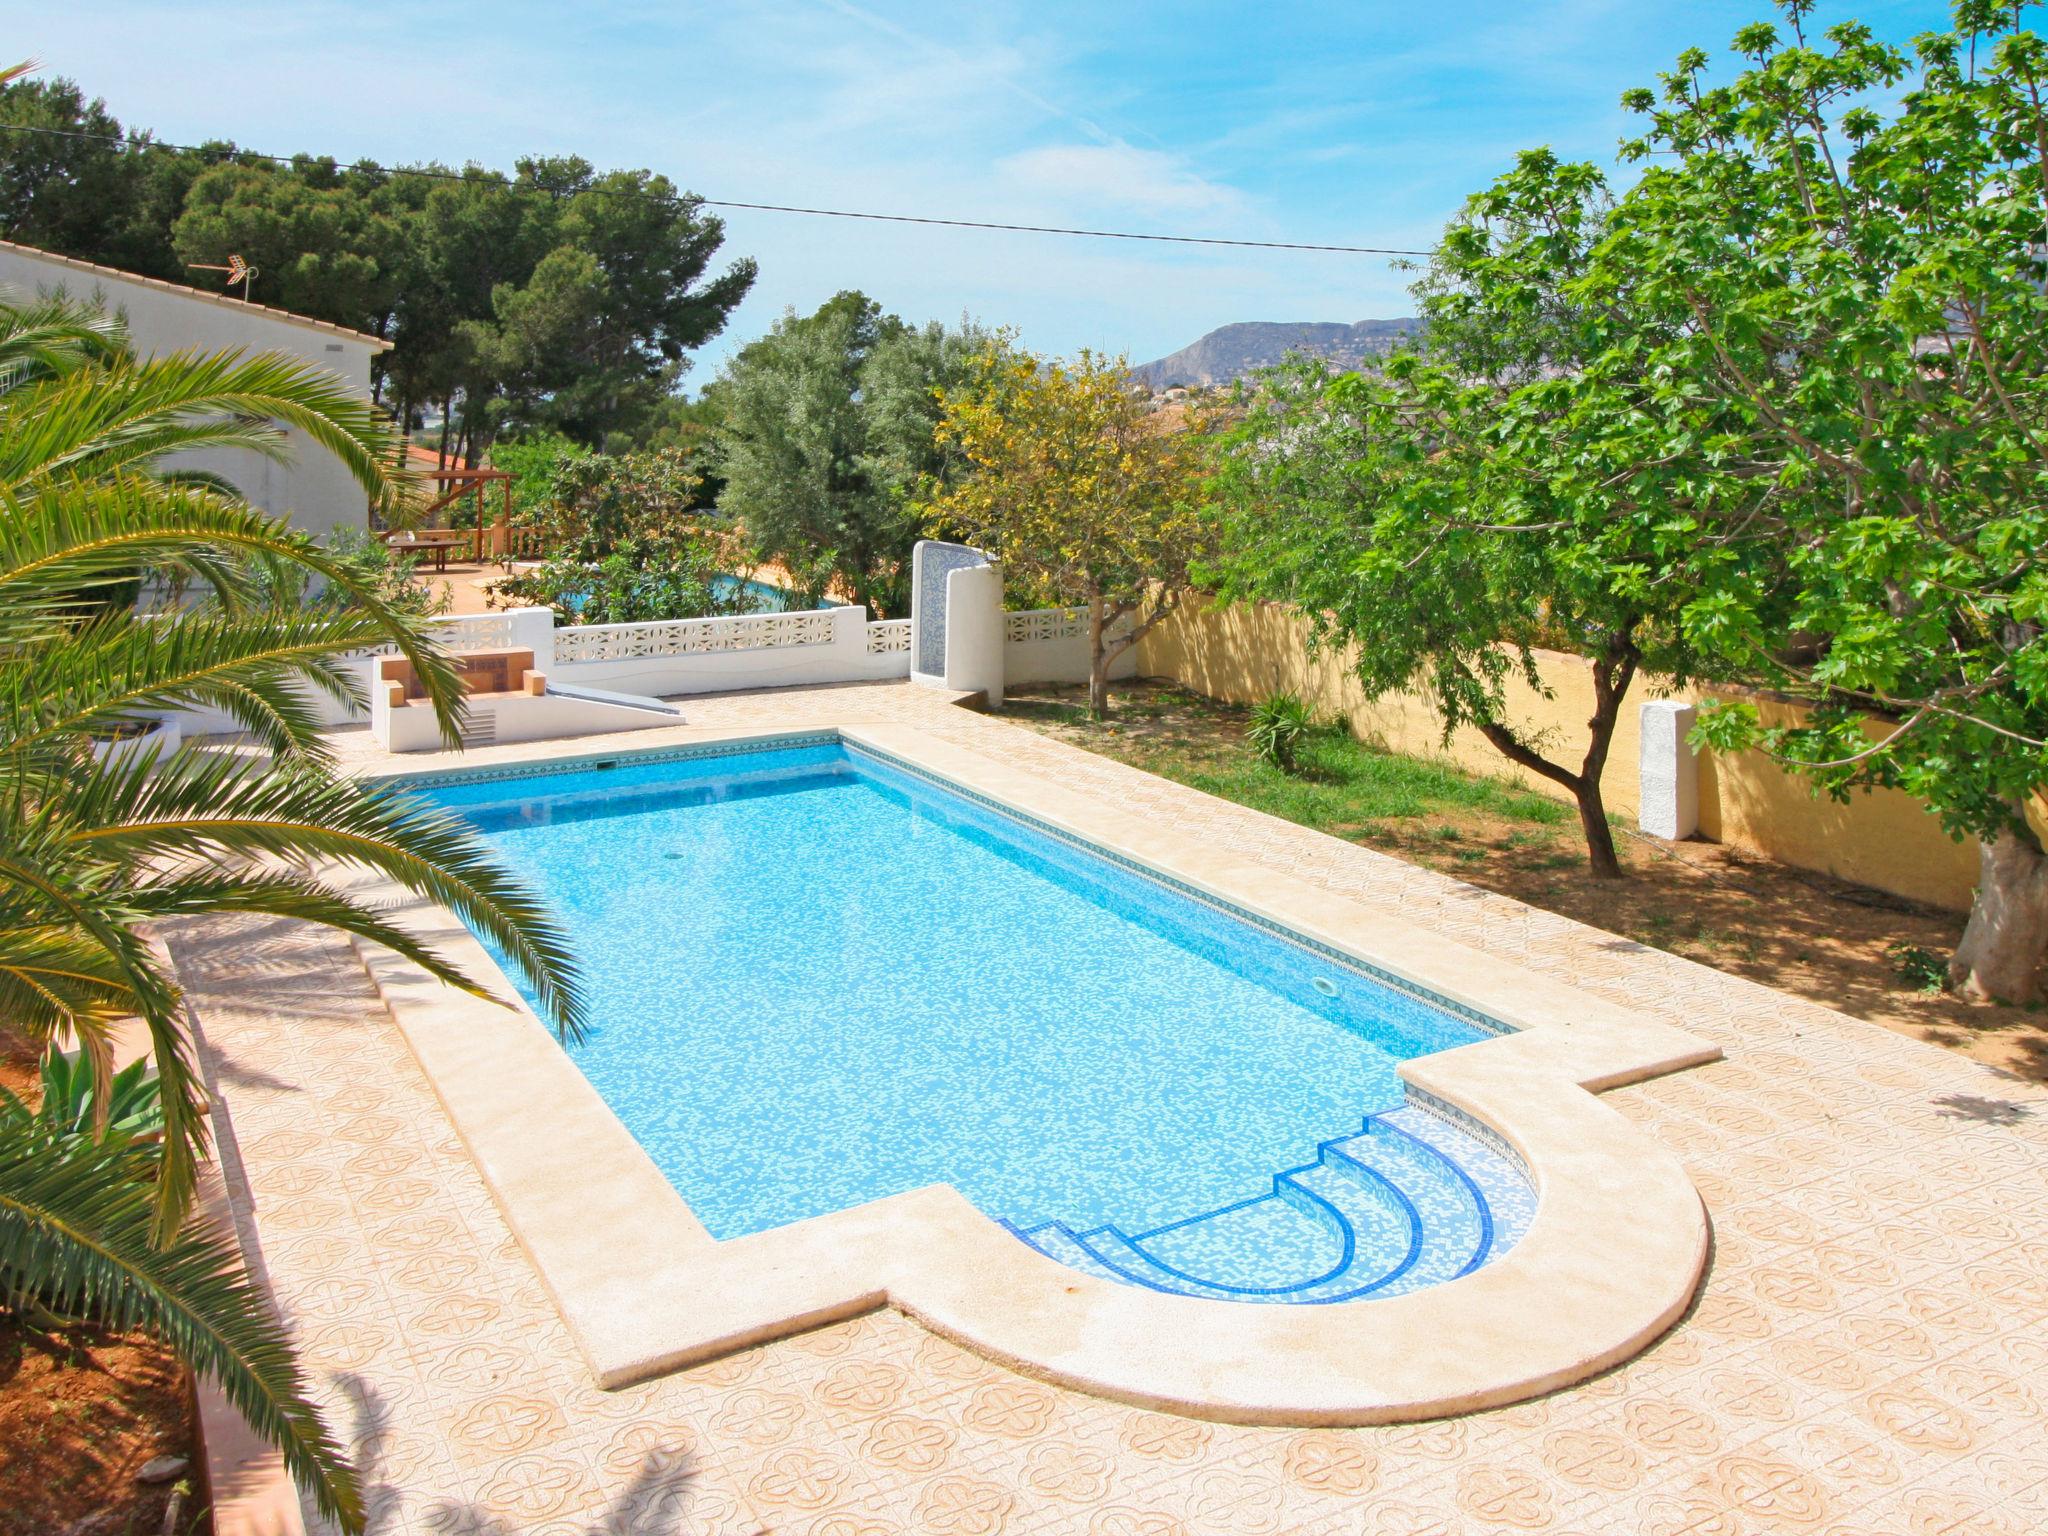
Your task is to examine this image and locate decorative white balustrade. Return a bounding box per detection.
[866,620,912,655]
[1003,608,1133,644]
[1001,606,1136,688]
[1006,607,1088,644]
[553,610,837,664]
[426,614,520,652]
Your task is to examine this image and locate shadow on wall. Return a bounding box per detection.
[1137,595,1983,912]
[1692,696,1980,910]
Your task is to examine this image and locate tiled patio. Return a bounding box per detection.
[175,682,2048,1535]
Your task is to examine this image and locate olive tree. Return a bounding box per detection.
[713,292,988,617]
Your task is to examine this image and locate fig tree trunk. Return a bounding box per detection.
[1950,824,2048,1004]
[1473,629,1638,880]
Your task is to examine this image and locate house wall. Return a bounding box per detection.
[0,242,385,543]
[1137,596,1984,911]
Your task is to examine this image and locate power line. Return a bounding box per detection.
[0,120,1435,258]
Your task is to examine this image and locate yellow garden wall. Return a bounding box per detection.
[1136,598,1982,911]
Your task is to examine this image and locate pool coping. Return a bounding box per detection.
[343,722,1721,1425]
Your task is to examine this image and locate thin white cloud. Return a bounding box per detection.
[809,0,1120,147]
[997,143,1249,219]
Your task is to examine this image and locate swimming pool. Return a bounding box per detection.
[419,738,1536,1303]
[561,574,835,618]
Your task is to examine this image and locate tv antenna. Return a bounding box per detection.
[188,253,258,301]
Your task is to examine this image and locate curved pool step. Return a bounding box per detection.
[1005,1104,1529,1304]
[1321,1118,1490,1296]
[1378,1104,1538,1253]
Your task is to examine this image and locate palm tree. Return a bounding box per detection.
[0,295,584,1533]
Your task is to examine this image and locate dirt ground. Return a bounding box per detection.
[0,1044,210,1536]
[1006,680,2048,1084]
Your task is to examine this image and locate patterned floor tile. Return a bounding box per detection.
[173,683,2048,1534]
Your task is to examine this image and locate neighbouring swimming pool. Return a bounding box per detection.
[561,575,838,618]
[417,740,1536,1303]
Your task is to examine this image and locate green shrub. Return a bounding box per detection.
[490,432,590,525]
[1247,692,1315,773]
[0,1051,165,1148]
[1885,943,1949,996]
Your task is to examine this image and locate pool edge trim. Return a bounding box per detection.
[348,721,1719,1425]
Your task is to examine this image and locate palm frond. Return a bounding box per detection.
[0,349,404,509]
[0,608,397,763]
[115,868,537,1013]
[0,295,587,1529]
[0,291,129,391]
[46,749,585,1041]
[0,480,470,741]
[0,1122,364,1534]
[0,841,209,1236]
[0,924,140,1046]
[0,478,268,609]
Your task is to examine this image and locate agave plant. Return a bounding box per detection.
[0,1048,163,1144]
[1246,692,1316,774]
[0,294,584,1533]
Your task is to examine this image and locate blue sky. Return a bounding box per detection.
[18,0,1955,380]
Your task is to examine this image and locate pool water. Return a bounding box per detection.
[710,575,841,611]
[420,741,1535,1302]
[561,575,836,619]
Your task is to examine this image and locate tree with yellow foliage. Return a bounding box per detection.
[924,343,1212,716]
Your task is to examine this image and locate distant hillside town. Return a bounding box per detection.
[1132,318,1423,390]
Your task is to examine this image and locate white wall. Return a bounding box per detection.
[943,564,1006,704]
[1003,608,1140,688]
[0,242,388,543]
[547,605,911,697]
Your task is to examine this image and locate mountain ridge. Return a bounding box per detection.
[1132,318,1422,389]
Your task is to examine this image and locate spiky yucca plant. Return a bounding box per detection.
[0,292,583,1533]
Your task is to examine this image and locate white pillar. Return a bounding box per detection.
[505,606,558,670]
[1638,699,1699,840]
[942,561,1005,707]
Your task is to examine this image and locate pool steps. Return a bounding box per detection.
[1003,1103,1533,1304]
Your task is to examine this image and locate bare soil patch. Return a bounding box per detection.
[0,1044,211,1536]
[1005,680,2048,1083]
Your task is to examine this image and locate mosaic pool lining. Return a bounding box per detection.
[348,718,1716,1423]
[409,737,1534,1301]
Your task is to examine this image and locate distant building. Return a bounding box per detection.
[0,238,392,542]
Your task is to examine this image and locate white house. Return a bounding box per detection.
[0,238,392,542]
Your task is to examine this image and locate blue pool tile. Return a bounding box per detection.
[416,740,1536,1303]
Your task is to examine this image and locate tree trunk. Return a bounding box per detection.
[1574,776,1624,880]
[1086,592,1110,718]
[1470,631,1638,881]
[1950,824,2048,1003]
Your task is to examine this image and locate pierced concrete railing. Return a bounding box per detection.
[866,619,912,655]
[1004,606,1138,688]
[1005,607,1087,644]
[423,613,522,652]
[554,610,837,664]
